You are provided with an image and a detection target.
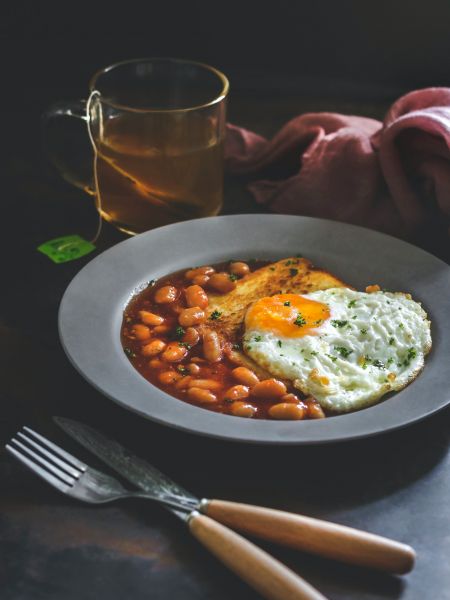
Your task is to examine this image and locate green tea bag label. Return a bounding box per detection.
[38,235,95,263]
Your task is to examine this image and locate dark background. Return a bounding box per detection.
[1,3,450,600]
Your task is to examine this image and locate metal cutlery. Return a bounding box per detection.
[6,426,327,600]
[54,417,415,576]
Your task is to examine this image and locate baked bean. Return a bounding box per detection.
[230,262,250,277]
[153,324,171,334]
[187,363,201,375]
[230,402,257,418]
[226,350,244,365]
[179,307,205,327]
[139,310,164,326]
[232,367,259,387]
[183,327,200,346]
[148,358,164,369]
[154,285,178,304]
[307,402,326,419]
[252,378,287,398]
[141,339,166,357]
[202,329,222,362]
[224,385,249,401]
[188,387,217,404]
[192,274,210,286]
[208,272,237,294]
[185,266,215,280]
[188,378,223,391]
[159,370,183,385]
[161,342,188,363]
[175,375,193,390]
[191,357,206,364]
[185,285,209,309]
[132,324,151,341]
[281,393,302,404]
[269,403,306,420]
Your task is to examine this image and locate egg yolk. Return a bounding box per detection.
[245,294,330,338]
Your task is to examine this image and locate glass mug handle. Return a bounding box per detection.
[42,98,96,194]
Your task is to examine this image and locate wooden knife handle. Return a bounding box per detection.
[203,500,415,575]
[188,512,327,600]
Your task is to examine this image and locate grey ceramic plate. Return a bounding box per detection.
[59,214,450,444]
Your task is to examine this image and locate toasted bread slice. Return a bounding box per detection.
[204,257,349,379]
[206,257,348,340]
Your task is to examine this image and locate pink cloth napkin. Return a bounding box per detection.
[225,88,450,240]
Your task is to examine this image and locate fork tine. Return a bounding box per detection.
[17,431,82,479]
[10,438,76,486]
[6,444,71,493]
[23,426,87,472]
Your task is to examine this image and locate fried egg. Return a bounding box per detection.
[243,288,431,413]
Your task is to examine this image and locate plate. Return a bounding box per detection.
[59,215,450,444]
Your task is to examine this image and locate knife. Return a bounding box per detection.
[55,417,415,576]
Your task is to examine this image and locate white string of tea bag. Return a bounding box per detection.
[86,89,103,244]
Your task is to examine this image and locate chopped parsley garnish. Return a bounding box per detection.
[389,337,395,345]
[401,347,417,367]
[209,310,222,320]
[314,319,323,325]
[280,353,285,357]
[178,342,191,349]
[371,358,385,369]
[277,340,282,348]
[224,397,234,404]
[284,260,292,266]
[147,279,156,287]
[310,350,318,356]
[290,268,298,277]
[254,335,262,342]
[398,323,404,329]
[232,343,240,350]
[387,357,394,365]
[360,328,367,335]
[173,326,185,339]
[326,353,337,362]
[124,347,136,359]
[294,313,306,327]
[177,365,188,374]
[331,320,348,328]
[229,273,238,281]
[334,346,353,359]
[283,301,291,306]
[348,299,357,308]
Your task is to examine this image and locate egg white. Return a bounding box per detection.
[244,287,432,413]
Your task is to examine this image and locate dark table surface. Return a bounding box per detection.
[1,78,449,600]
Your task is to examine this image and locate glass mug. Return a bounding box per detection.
[44,58,229,235]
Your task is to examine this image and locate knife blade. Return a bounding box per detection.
[54,417,199,517]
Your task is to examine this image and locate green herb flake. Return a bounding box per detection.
[173,326,185,339]
[399,323,404,329]
[254,335,262,342]
[334,346,353,359]
[387,357,394,365]
[326,353,338,363]
[310,350,318,356]
[284,301,291,306]
[232,343,240,351]
[177,365,188,374]
[360,328,367,335]
[389,337,395,346]
[178,342,192,349]
[209,310,222,320]
[284,260,292,266]
[229,273,238,282]
[294,313,306,327]
[124,347,136,359]
[277,340,282,348]
[289,268,298,277]
[348,299,357,308]
[331,320,348,328]
[148,279,156,287]
[371,358,385,369]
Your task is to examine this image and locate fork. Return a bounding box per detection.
[6,427,328,600]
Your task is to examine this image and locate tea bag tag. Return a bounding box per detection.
[38,235,95,263]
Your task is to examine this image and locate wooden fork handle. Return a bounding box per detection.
[202,500,415,575]
[188,512,327,600]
